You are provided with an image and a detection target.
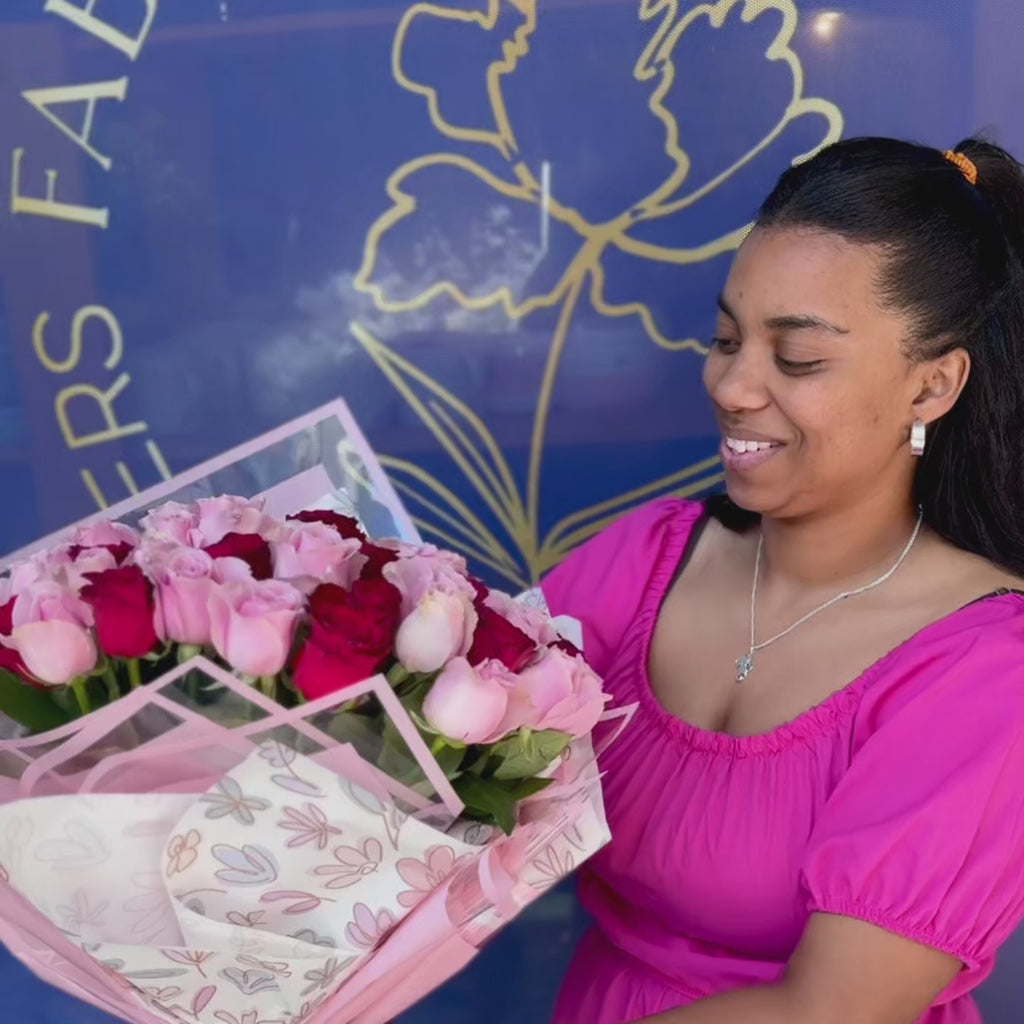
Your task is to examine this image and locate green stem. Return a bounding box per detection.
[387,663,411,688]
[177,643,202,664]
[431,735,448,756]
[127,659,142,690]
[257,675,277,700]
[70,678,91,717]
[101,661,120,702]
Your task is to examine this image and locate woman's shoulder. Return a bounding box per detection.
[856,589,1024,738]
[540,498,705,674]
[543,497,704,598]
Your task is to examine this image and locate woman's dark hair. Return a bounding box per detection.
[709,135,1024,577]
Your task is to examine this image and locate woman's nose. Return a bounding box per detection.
[706,347,771,412]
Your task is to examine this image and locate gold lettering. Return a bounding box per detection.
[22,78,127,172]
[116,461,138,492]
[80,442,173,509]
[33,304,124,374]
[80,468,108,508]
[145,439,172,480]
[10,147,108,227]
[56,373,147,449]
[43,0,158,62]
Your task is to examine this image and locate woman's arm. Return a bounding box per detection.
[640,914,961,1024]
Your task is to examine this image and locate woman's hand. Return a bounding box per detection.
[640,913,961,1024]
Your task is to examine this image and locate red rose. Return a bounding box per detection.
[204,532,273,580]
[287,510,365,540]
[80,566,159,658]
[469,577,489,605]
[0,597,31,682]
[293,579,401,700]
[467,604,537,673]
[358,543,400,580]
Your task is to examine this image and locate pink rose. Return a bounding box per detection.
[138,537,255,582]
[500,647,608,738]
[395,590,478,673]
[139,501,200,546]
[70,520,139,550]
[68,521,139,571]
[149,547,218,645]
[8,546,74,594]
[382,540,468,575]
[191,496,273,547]
[272,522,363,587]
[208,579,304,677]
[10,581,97,685]
[422,657,509,745]
[384,552,478,672]
[64,547,120,591]
[383,551,475,612]
[482,590,559,646]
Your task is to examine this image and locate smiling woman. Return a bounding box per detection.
[541,137,1024,1024]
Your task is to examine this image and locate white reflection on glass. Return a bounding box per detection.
[813,11,843,42]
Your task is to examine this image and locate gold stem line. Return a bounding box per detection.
[538,461,725,569]
[544,469,725,563]
[389,476,516,570]
[352,322,524,544]
[379,455,522,573]
[543,454,722,552]
[428,399,526,529]
[412,516,529,590]
[526,258,591,558]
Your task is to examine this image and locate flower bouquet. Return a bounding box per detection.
[0,401,627,1024]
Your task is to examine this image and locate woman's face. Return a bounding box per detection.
[703,227,927,520]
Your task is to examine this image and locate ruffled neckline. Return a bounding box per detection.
[626,500,1024,759]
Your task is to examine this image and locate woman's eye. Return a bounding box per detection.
[710,336,739,353]
[775,356,823,374]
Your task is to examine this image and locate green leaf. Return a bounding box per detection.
[0,670,74,733]
[431,741,467,780]
[490,728,572,781]
[452,774,518,835]
[507,776,554,800]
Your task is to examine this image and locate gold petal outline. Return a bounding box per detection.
[392,0,537,161]
[588,251,708,354]
[350,320,530,552]
[632,0,844,220]
[631,0,692,217]
[538,458,725,571]
[352,152,590,317]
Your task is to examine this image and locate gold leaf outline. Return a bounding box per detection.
[632,0,844,220]
[352,153,592,317]
[392,0,538,161]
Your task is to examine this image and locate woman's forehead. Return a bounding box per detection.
[723,227,893,325]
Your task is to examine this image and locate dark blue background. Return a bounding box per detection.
[1,1,1023,1020]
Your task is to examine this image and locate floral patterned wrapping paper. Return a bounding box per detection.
[0,740,489,1023]
[0,639,620,1024]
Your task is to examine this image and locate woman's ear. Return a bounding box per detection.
[911,348,971,425]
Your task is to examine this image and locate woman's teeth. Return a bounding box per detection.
[724,437,777,454]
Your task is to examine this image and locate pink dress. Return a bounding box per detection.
[542,498,1024,1024]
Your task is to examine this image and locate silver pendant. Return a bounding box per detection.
[736,651,754,683]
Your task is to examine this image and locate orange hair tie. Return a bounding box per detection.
[943,149,978,186]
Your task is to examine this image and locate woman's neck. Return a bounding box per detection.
[758,494,921,594]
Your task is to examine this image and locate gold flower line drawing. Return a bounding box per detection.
[349,0,843,586]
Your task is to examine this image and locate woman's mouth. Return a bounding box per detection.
[719,435,785,471]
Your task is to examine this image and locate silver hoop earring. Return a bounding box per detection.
[910,420,926,457]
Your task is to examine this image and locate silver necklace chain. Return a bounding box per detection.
[736,511,925,683]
